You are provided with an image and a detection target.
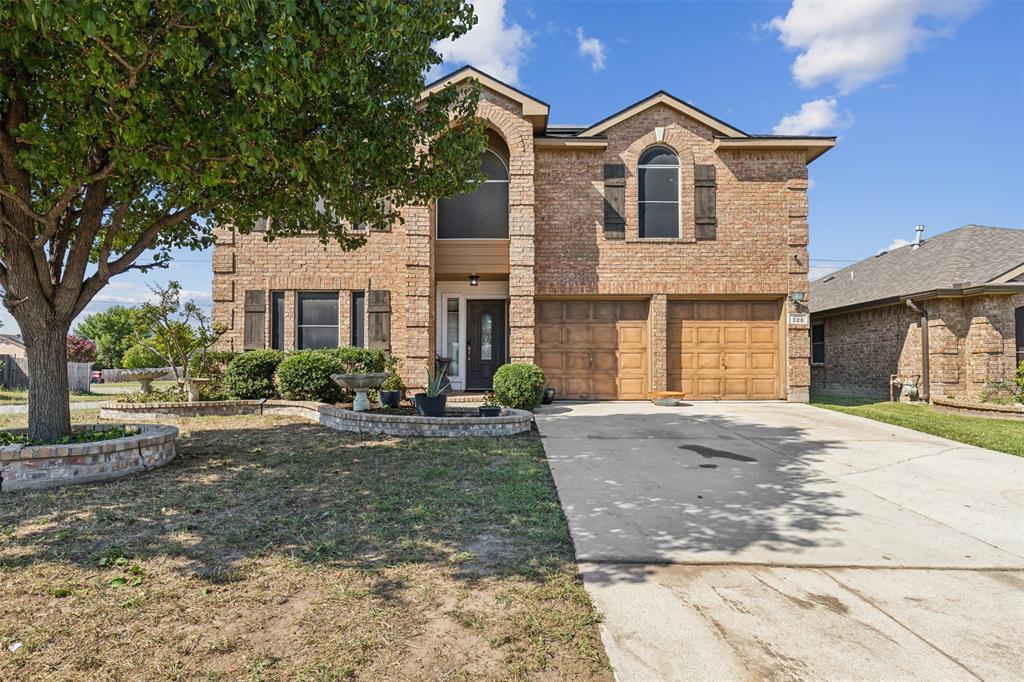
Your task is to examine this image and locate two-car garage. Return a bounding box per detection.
[535,297,784,401]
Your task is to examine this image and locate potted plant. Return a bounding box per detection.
[414,359,450,417]
[542,387,556,405]
[378,371,405,409]
[479,391,502,417]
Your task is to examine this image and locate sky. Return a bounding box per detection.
[4,0,1022,335]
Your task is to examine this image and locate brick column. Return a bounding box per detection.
[403,205,434,389]
[211,226,238,351]
[507,127,536,364]
[650,294,668,392]
[786,178,810,402]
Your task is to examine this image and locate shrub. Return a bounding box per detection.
[223,350,283,399]
[114,386,187,404]
[66,335,97,364]
[491,363,546,410]
[322,346,388,373]
[1017,361,1024,404]
[276,351,346,403]
[121,344,164,369]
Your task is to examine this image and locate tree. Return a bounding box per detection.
[0,1,486,440]
[66,334,97,364]
[131,282,221,384]
[75,305,139,368]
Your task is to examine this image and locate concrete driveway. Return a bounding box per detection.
[536,401,1024,681]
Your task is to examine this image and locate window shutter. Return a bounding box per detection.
[694,164,717,240]
[243,290,266,350]
[603,163,626,239]
[366,290,391,349]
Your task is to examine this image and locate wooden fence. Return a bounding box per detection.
[1,356,93,393]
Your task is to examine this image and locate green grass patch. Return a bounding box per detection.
[811,394,1024,457]
[0,389,106,405]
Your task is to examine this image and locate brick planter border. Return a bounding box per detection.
[932,397,1024,421]
[1,423,178,493]
[99,400,534,438]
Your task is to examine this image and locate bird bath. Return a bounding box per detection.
[120,369,168,394]
[332,373,389,412]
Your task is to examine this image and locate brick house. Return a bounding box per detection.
[809,225,1024,400]
[212,67,835,401]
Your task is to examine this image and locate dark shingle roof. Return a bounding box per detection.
[810,225,1024,313]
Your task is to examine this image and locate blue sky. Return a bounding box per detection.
[5,0,1021,335]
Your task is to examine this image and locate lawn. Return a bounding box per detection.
[811,395,1024,457]
[0,389,106,404]
[0,411,609,680]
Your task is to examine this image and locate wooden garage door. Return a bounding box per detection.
[668,300,782,400]
[536,299,648,399]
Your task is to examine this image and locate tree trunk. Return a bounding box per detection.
[20,317,72,442]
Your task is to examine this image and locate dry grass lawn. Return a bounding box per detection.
[0,411,610,680]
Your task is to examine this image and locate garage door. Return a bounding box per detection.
[668,300,782,400]
[537,299,648,399]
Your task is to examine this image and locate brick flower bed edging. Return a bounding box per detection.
[932,397,1024,420]
[0,423,178,493]
[99,399,534,438]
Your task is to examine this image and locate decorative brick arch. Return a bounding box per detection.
[622,128,696,241]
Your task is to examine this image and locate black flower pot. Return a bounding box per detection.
[414,393,447,417]
[379,390,402,409]
[478,405,501,417]
[542,387,556,405]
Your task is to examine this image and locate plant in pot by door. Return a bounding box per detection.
[378,371,405,409]
[414,359,450,417]
[479,391,502,417]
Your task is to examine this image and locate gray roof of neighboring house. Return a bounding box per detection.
[810,225,1024,314]
[0,334,25,348]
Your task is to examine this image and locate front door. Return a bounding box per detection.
[466,300,507,390]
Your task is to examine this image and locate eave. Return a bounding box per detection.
[421,66,549,133]
[810,282,1024,319]
[714,137,837,164]
[533,137,608,149]
[578,91,746,138]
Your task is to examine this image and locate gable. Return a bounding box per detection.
[578,92,746,139]
[421,66,549,132]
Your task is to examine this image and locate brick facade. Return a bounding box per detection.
[213,78,823,398]
[810,293,1023,400]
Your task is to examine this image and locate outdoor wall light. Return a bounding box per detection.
[468,273,479,286]
[790,291,805,303]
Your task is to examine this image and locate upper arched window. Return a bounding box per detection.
[437,148,509,239]
[638,145,680,238]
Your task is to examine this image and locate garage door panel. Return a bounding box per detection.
[536,299,649,400]
[667,299,783,400]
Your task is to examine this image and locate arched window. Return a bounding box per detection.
[638,145,680,238]
[437,148,509,239]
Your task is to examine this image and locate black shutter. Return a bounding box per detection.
[243,290,266,350]
[694,164,717,240]
[366,290,391,350]
[603,163,626,239]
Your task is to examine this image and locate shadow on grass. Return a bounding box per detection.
[0,417,571,585]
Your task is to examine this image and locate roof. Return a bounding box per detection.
[0,334,25,349]
[422,67,835,163]
[810,225,1024,314]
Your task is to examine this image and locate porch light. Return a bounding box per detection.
[469,273,479,286]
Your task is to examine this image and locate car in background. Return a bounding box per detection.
[91,370,104,384]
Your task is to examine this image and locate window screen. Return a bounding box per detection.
[270,292,284,350]
[351,291,365,348]
[638,145,680,238]
[437,149,509,239]
[296,292,338,349]
[811,325,825,365]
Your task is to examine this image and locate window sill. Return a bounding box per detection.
[625,237,695,244]
[810,362,825,367]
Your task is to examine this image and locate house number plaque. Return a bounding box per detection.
[788,313,809,326]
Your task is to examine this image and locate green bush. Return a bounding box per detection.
[114,386,187,404]
[191,350,237,400]
[321,346,388,373]
[120,344,164,369]
[1017,361,1024,404]
[275,351,346,403]
[492,363,546,410]
[223,350,283,399]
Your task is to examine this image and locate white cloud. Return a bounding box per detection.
[431,0,531,84]
[769,0,981,94]
[809,262,844,281]
[773,98,850,135]
[879,238,912,254]
[575,27,606,71]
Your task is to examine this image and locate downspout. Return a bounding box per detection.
[906,299,929,401]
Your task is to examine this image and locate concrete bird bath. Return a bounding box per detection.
[120,369,167,394]
[332,373,389,412]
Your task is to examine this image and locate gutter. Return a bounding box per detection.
[905,299,930,402]
[810,282,1024,319]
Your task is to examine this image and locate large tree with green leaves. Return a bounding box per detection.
[74,304,140,368]
[0,1,486,440]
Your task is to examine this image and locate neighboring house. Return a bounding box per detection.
[0,334,26,358]
[212,67,835,401]
[809,225,1024,401]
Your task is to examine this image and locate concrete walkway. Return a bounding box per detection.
[536,401,1024,681]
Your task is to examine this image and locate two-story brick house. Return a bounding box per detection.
[212,67,834,401]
